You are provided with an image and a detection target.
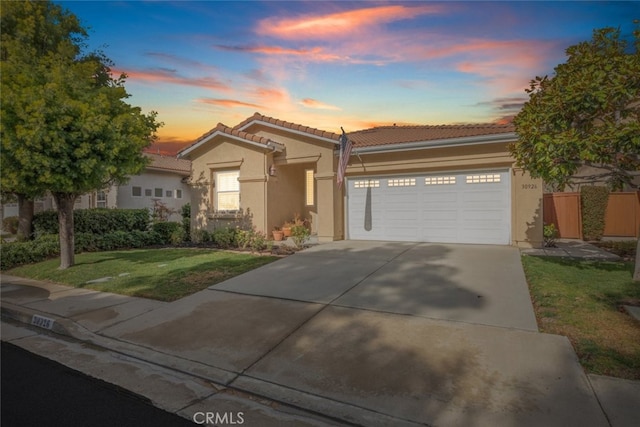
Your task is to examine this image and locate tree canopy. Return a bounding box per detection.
[511,26,640,190]
[1,1,161,267]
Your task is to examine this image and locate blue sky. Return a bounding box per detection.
[58,1,638,154]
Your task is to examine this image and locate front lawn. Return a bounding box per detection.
[521,255,640,380]
[6,248,279,301]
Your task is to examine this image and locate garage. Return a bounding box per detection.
[346,170,511,244]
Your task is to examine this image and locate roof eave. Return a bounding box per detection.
[178,131,284,158]
[353,132,518,155]
[238,119,340,145]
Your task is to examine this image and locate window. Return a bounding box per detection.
[166,190,173,198]
[215,170,239,211]
[176,189,182,199]
[353,180,380,188]
[388,178,416,187]
[96,191,107,208]
[154,188,163,198]
[145,189,152,197]
[425,176,456,185]
[132,186,142,197]
[466,174,501,184]
[305,169,314,206]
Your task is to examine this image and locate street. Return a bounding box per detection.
[1,341,195,427]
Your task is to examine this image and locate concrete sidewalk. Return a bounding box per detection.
[2,243,639,426]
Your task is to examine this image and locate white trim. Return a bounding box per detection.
[352,132,517,155]
[179,130,284,158]
[238,120,340,145]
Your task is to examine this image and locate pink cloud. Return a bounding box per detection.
[114,68,230,92]
[196,98,263,109]
[257,4,444,40]
[216,44,345,62]
[300,98,341,111]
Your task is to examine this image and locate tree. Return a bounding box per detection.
[510,26,640,281]
[1,1,161,269]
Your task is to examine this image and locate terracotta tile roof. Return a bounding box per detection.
[235,112,341,141]
[179,122,284,157]
[144,153,191,175]
[348,123,516,148]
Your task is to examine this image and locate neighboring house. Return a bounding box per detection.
[179,113,543,248]
[0,153,191,228]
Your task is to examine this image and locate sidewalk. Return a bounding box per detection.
[2,269,639,426]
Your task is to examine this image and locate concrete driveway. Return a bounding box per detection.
[213,240,538,331]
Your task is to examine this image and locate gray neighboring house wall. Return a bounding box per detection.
[1,153,191,231]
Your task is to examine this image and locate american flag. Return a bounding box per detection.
[337,128,352,188]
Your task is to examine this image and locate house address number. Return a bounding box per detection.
[522,184,538,190]
[31,314,54,330]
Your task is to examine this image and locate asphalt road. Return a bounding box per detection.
[1,341,195,427]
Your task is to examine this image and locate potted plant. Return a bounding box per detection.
[272,226,284,241]
[282,221,293,237]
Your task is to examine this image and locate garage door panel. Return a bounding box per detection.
[347,171,510,244]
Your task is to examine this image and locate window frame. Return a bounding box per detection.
[154,188,163,198]
[96,191,107,208]
[132,186,142,197]
[214,170,240,212]
[305,169,315,206]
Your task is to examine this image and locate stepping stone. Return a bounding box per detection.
[86,277,113,284]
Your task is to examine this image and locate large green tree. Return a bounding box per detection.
[511,26,640,281]
[1,1,161,268]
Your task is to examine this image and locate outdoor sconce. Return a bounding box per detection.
[269,164,277,176]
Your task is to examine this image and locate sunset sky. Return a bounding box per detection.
[58,1,638,154]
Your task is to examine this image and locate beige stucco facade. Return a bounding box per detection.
[180,115,543,247]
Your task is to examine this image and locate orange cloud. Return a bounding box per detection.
[257,4,443,39]
[300,98,341,111]
[197,98,263,109]
[115,68,230,92]
[216,44,345,62]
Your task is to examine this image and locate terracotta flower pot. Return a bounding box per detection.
[282,227,292,237]
[272,230,284,241]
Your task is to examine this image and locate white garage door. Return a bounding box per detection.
[346,171,510,244]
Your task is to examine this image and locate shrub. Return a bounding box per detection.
[235,229,268,252]
[151,221,183,244]
[291,224,310,248]
[169,227,186,245]
[581,186,609,241]
[33,208,150,235]
[0,234,60,270]
[181,203,191,241]
[191,229,211,244]
[212,227,237,249]
[543,223,558,248]
[2,216,19,234]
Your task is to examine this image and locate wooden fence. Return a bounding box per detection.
[543,191,640,239]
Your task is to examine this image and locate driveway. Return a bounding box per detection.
[213,240,538,331]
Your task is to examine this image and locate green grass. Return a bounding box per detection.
[522,255,640,380]
[6,248,279,302]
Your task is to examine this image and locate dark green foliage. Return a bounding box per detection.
[0,234,59,270]
[181,203,190,241]
[33,209,150,235]
[2,216,19,234]
[581,186,610,241]
[151,221,183,244]
[211,227,237,249]
[1,230,164,270]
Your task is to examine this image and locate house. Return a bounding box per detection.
[1,153,191,228]
[178,113,543,247]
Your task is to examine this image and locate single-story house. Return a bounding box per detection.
[1,153,191,228]
[178,113,543,247]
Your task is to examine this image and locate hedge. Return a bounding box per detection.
[33,208,150,236]
[2,216,19,234]
[151,221,184,245]
[0,230,164,270]
[581,186,610,241]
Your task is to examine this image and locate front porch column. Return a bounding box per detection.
[315,171,343,242]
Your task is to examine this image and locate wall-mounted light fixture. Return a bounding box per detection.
[269,164,277,176]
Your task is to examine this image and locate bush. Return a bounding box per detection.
[235,229,268,252]
[212,227,237,249]
[543,223,558,248]
[291,224,310,248]
[33,208,150,236]
[191,229,211,244]
[151,221,183,244]
[581,186,609,241]
[170,227,186,245]
[0,234,60,270]
[181,203,191,241]
[2,216,19,234]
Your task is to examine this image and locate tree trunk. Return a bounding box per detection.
[634,237,640,282]
[53,193,77,270]
[16,194,34,241]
